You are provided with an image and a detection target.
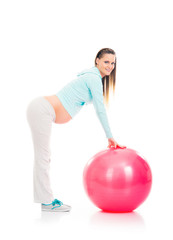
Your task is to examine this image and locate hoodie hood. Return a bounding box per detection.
[77,66,102,80]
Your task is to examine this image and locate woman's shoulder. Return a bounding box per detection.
[77,66,102,81]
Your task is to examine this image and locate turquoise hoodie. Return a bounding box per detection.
[56,66,113,138]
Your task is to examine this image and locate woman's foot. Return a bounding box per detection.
[41,199,71,212]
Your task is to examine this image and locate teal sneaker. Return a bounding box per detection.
[41,199,71,212]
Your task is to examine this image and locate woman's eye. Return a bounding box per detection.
[104,61,115,64]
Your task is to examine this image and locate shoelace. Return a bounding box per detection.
[52,199,63,206]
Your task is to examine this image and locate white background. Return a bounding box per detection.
[0,0,173,239]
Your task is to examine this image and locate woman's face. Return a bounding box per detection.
[96,54,116,78]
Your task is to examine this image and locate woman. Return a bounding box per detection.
[26,48,125,212]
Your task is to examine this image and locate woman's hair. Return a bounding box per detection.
[94,48,116,106]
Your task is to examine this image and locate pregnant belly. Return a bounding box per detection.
[44,95,72,124]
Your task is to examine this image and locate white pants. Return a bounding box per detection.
[26,96,56,203]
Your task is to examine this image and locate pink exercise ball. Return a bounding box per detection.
[83,147,152,212]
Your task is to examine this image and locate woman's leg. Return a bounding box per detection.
[26,96,56,203]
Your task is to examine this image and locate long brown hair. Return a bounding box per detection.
[94,48,116,106]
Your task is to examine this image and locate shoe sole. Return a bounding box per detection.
[42,209,71,212]
[42,207,71,212]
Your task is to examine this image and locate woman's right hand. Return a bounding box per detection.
[107,138,126,149]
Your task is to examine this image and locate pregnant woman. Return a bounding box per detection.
[26,48,125,212]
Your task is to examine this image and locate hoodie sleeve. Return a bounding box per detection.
[86,73,113,139]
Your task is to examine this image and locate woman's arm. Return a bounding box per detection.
[87,74,126,149]
[87,74,113,139]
